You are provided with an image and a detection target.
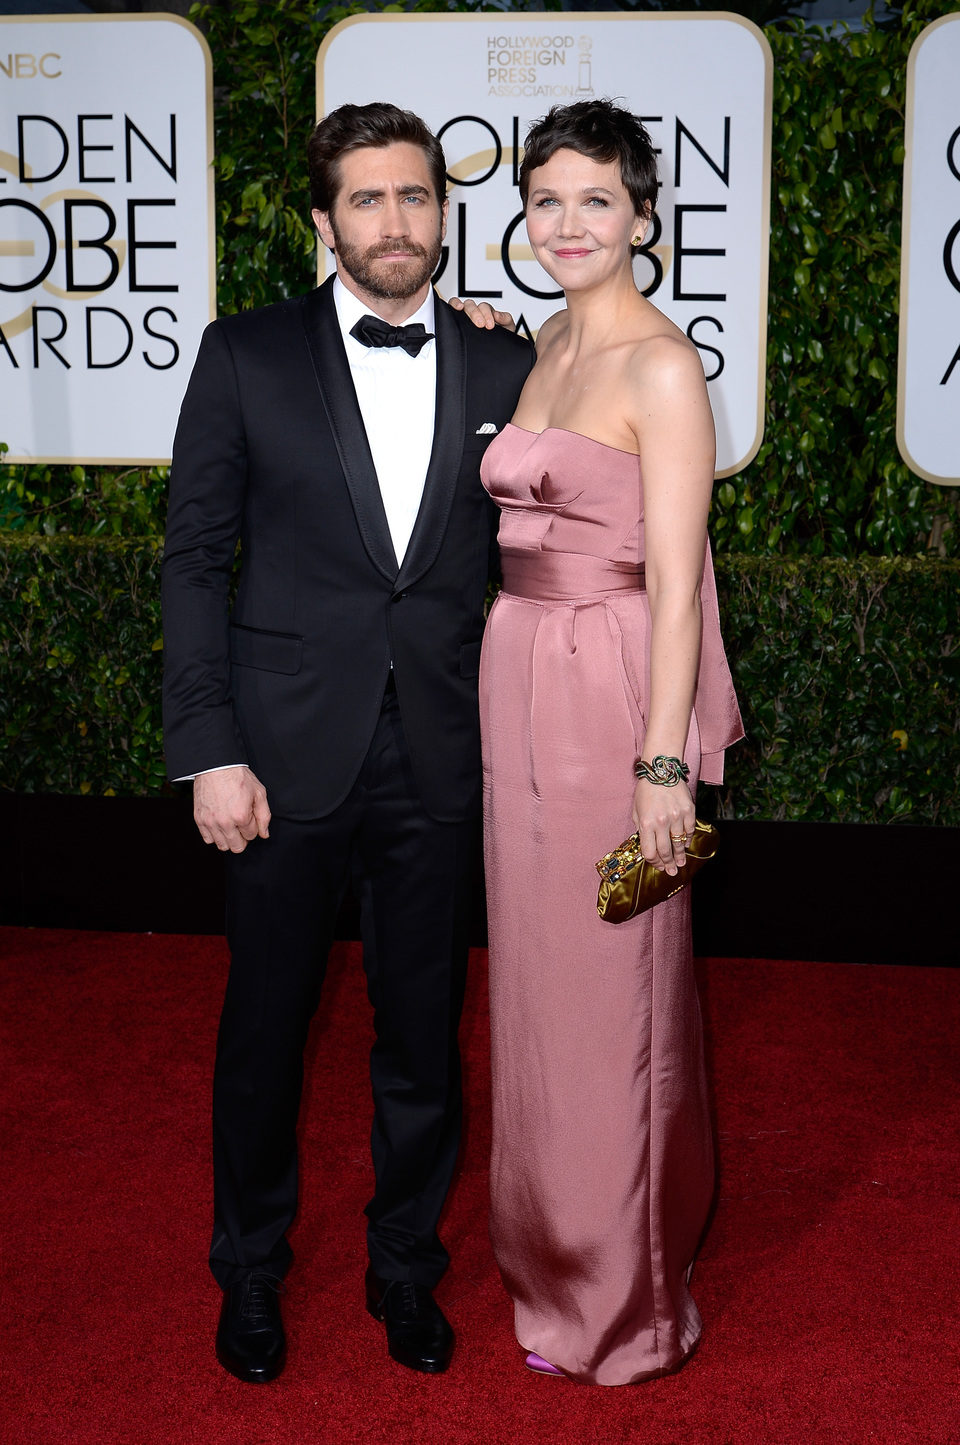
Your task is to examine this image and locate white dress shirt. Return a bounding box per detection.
[186,278,438,781]
[333,275,437,567]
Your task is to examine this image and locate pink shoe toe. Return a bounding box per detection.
[525,1351,564,1376]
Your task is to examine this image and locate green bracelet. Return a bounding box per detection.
[634,755,690,787]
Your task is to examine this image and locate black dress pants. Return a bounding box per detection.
[209,687,477,1289]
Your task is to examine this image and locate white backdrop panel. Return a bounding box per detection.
[898,13,960,485]
[317,13,772,477]
[0,15,214,463]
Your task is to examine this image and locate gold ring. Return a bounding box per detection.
[670,832,687,844]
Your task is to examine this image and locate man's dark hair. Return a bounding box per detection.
[518,99,658,222]
[308,102,447,215]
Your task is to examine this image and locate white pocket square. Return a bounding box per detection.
[475,422,498,435]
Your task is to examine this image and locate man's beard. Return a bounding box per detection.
[332,224,441,302]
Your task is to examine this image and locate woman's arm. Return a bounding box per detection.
[628,336,715,875]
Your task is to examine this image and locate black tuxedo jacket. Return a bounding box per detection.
[161,278,534,822]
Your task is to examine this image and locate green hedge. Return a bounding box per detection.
[1,538,166,796]
[716,556,958,824]
[0,453,169,538]
[3,537,956,824]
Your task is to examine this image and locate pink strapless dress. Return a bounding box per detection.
[479,424,743,1386]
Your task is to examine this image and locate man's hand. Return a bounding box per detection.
[448,297,517,332]
[194,766,271,854]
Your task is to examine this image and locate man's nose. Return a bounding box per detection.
[381,198,410,235]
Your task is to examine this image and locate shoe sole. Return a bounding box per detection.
[215,1345,286,1384]
[388,1345,449,1374]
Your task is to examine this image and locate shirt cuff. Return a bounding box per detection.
[174,763,248,783]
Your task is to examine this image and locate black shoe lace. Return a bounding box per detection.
[381,1279,427,1320]
[398,1282,421,1316]
[239,1272,284,1324]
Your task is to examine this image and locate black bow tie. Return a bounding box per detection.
[350,314,435,357]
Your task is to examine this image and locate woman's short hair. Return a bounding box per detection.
[519,99,658,222]
[308,102,447,214]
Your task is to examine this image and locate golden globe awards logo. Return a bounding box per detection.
[0,16,214,464]
[1,111,182,373]
[318,14,772,476]
[432,107,735,377]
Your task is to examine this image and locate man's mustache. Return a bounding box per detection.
[367,242,430,259]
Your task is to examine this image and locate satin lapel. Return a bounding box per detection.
[395,295,466,591]
[300,280,399,581]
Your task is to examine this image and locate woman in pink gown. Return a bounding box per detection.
[478,101,743,1385]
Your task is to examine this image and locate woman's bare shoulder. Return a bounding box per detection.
[620,312,712,453]
[629,324,707,400]
[534,309,567,352]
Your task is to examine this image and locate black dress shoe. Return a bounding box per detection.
[365,1267,454,1374]
[215,1272,286,1383]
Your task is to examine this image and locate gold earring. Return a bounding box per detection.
[632,235,643,247]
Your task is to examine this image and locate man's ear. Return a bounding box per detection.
[312,207,335,251]
[440,197,449,245]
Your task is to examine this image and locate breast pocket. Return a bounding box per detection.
[461,431,499,456]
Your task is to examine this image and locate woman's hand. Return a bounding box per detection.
[632,777,696,877]
[447,297,517,331]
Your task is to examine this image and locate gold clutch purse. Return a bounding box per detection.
[595,819,719,923]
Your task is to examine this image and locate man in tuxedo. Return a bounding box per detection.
[161,102,533,1383]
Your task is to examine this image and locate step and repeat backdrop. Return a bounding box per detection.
[0,14,214,463]
[318,13,772,478]
[1,10,956,483]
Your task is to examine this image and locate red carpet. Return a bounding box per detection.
[1,927,957,1444]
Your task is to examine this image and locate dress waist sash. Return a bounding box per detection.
[502,551,645,602]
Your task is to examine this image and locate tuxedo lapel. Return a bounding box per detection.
[395,296,466,592]
[300,280,399,581]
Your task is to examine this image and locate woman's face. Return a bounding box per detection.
[524,147,646,292]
